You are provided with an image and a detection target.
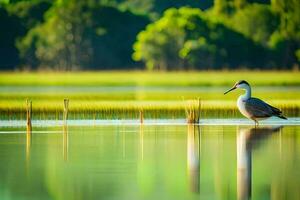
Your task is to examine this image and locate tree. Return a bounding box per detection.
[20,1,91,70]
[7,0,52,29]
[214,0,228,14]
[18,1,149,70]
[271,0,300,39]
[110,0,212,15]
[0,7,22,69]
[231,4,279,46]
[234,0,247,9]
[133,7,267,70]
[133,8,187,70]
[270,0,300,66]
[6,0,52,69]
[89,6,149,69]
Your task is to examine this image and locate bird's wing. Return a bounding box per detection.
[267,103,282,114]
[245,98,273,118]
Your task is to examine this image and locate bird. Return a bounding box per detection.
[224,80,287,126]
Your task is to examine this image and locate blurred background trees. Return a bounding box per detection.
[0,0,299,70]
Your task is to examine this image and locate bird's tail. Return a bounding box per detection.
[270,106,287,120]
[278,115,287,120]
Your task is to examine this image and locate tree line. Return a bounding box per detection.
[0,0,299,70]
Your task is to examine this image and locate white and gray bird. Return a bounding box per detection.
[224,80,287,125]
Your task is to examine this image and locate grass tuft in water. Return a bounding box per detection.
[185,99,201,124]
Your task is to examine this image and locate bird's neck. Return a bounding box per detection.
[241,86,251,100]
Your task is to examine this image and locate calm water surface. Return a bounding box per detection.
[0,124,299,200]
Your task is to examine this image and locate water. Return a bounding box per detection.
[1,118,300,127]
[0,123,299,200]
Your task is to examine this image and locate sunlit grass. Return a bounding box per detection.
[0,99,298,120]
[1,85,300,101]
[1,70,300,86]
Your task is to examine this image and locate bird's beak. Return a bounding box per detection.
[224,86,236,95]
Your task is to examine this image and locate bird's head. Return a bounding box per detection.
[224,80,250,95]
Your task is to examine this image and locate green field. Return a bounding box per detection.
[1,71,299,119]
[1,71,300,86]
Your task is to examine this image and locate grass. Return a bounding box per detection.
[1,88,300,101]
[1,70,300,86]
[185,99,201,123]
[1,99,298,120]
[0,71,299,120]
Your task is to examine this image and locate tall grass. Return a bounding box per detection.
[185,99,201,123]
[0,100,298,120]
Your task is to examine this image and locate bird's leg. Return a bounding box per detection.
[254,119,259,128]
[255,120,259,128]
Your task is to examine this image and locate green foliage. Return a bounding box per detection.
[0,0,52,69]
[133,8,187,70]
[268,31,299,67]
[133,7,268,70]
[179,38,218,68]
[0,0,299,70]
[0,6,22,69]
[231,3,279,46]
[7,0,52,28]
[18,1,149,70]
[89,6,149,69]
[296,49,300,62]
[271,0,300,40]
[234,0,247,9]
[269,0,300,66]
[19,0,95,70]
[0,0,9,4]
[110,0,212,16]
[133,0,300,70]
[214,0,228,14]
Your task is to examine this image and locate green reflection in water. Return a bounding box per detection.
[0,125,299,200]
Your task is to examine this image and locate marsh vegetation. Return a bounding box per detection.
[0,71,299,120]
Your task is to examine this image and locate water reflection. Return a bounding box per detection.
[63,124,68,161]
[187,125,201,193]
[26,99,32,162]
[2,125,299,200]
[26,122,32,171]
[139,125,144,160]
[237,126,282,200]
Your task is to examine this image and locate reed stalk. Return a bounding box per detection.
[26,99,32,130]
[185,99,201,124]
[63,99,69,123]
[139,109,144,124]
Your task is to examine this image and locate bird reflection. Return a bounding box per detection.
[187,124,201,193]
[237,126,282,200]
